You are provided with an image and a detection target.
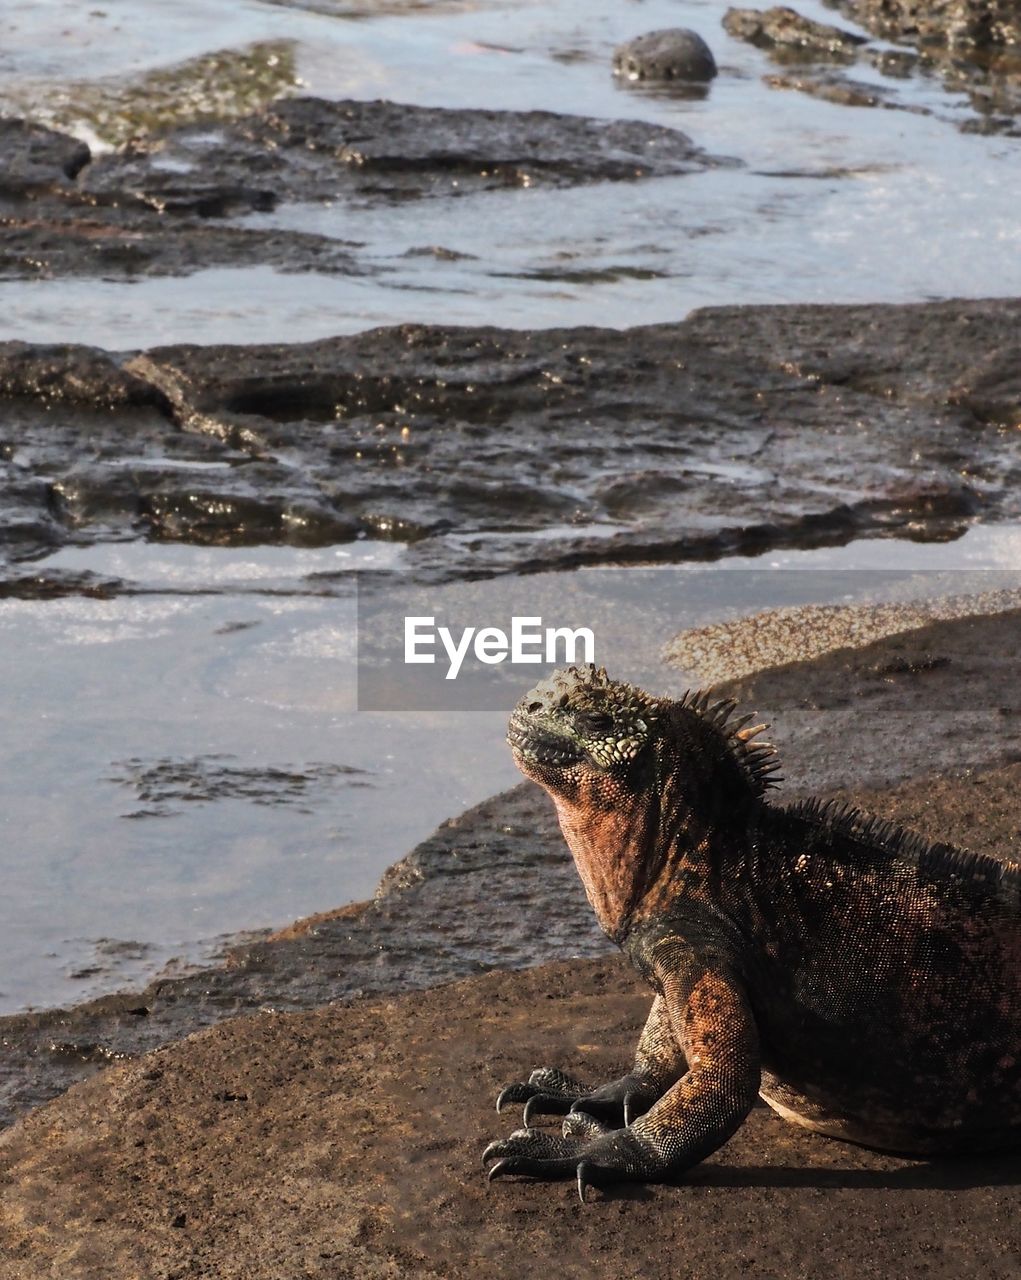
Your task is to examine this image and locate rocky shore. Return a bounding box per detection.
[3,297,1020,588]
[0,102,719,283]
[3,14,1021,1272]
[3,604,1020,1275]
[722,1,1021,130]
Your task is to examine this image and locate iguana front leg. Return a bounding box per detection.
[484,956,760,1197]
[494,994,683,1127]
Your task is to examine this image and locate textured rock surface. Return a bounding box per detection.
[832,0,1021,128]
[722,3,1021,130]
[837,0,1021,48]
[3,957,1021,1278]
[764,70,896,107]
[1,298,1020,579]
[612,29,718,83]
[723,6,866,57]
[0,98,715,280]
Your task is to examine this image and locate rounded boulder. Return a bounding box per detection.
[613,29,718,83]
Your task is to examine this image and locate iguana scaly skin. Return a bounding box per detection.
[483,665,1021,1199]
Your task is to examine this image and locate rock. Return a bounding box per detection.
[867,46,920,77]
[1,298,1020,576]
[0,213,368,281]
[4,951,1021,1277]
[723,6,866,58]
[764,71,891,107]
[0,118,90,198]
[0,97,718,279]
[832,0,1021,129]
[836,0,1021,49]
[612,29,718,83]
[82,97,714,210]
[3,42,300,150]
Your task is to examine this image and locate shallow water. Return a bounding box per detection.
[1,0,1020,346]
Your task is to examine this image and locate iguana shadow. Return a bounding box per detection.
[686,1154,1021,1191]
[588,1153,1021,1200]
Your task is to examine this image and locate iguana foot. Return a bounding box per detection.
[483,1115,667,1200]
[495,1067,660,1127]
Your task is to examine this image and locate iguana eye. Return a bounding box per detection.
[583,711,614,735]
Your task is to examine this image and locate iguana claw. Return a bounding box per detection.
[493,1067,661,1128]
[482,1121,664,1193]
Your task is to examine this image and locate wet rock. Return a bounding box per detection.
[108,756,368,817]
[0,569,127,600]
[612,29,718,84]
[402,244,479,261]
[0,213,366,280]
[83,97,716,211]
[0,343,158,407]
[1,608,1020,1131]
[723,6,866,59]
[0,95,718,280]
[1,299,1020,577]
[723,0,1021,128]
[7,955,1021,1280]
[867,46,920,77]
[0,119,90,197]
[833,0,1021,128]
[3,41,300,150]
[140,487,362,548]
[764,71,892,107]
[837,0,1021,50]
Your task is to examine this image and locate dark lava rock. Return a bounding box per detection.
[612,28,718,84]
[6,954,1021,1280]
[867,46,920,77]
[1,298,1020,577]
[724,1,1021,129]
[1,608,1019,1135]
[0,569,128,600]
[832,0,1021,129]
[0,118,91,197]
[82,97,715,211]
[0,213,366,281]
[837,0,1021,49]
[0,98,716,281]
[764,71,894,107]
[723,6,866,59]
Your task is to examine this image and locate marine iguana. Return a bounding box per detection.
[483,665,1021,1199]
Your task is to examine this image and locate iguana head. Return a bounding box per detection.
[507,664,658,788]
[507,666,779,937]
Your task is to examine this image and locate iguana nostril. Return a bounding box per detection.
[527,701,542,713]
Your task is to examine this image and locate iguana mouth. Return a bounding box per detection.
[506,719,583,767]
